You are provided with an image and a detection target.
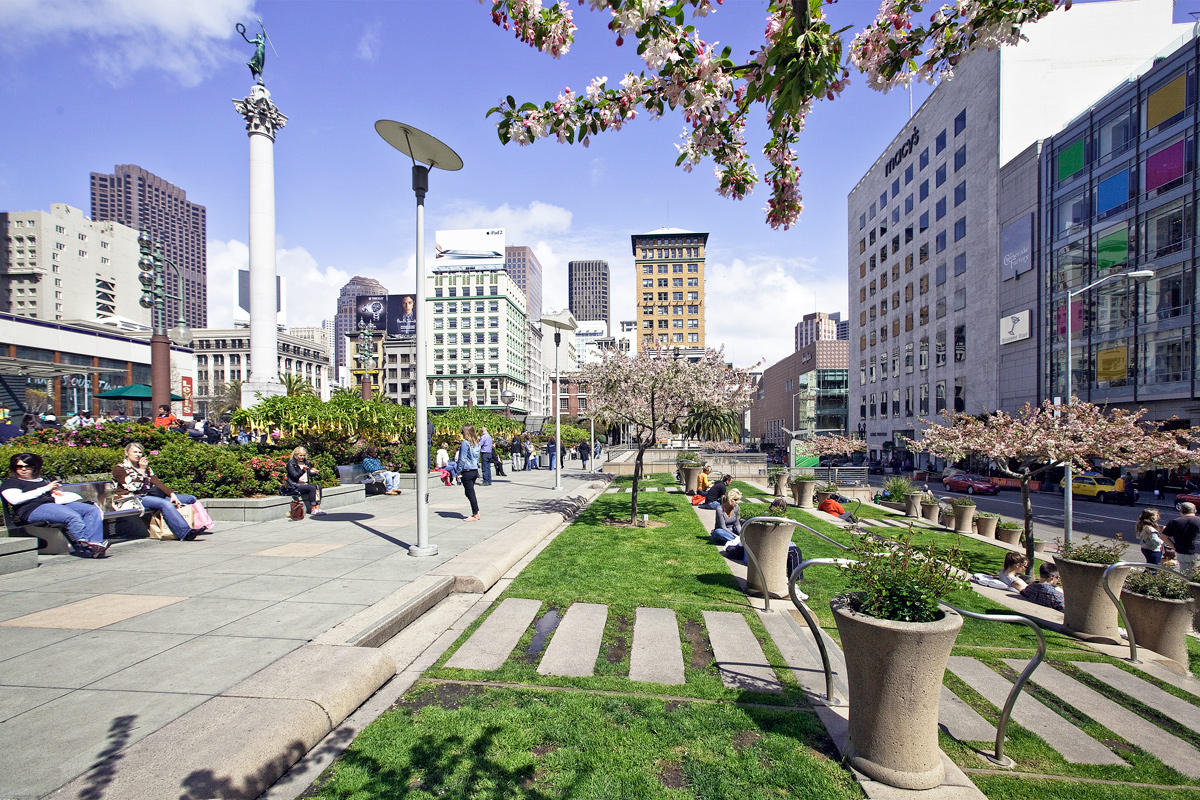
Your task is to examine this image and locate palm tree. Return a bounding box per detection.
[330,386,360,401]
[681,403,741,445]
[279,373,316,397]
[212,380,243,416]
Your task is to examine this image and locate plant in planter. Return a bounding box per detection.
[767,465,789,496]
[880,476,913,502]
[995,520,1022,545]
[835,533,968,789]
[789,473,818,506]
[950,496,976,534]
[974,511,999,539]
[1056,535,1130,642]
[814,482,839,503]
[919,495,941,522]
[1121,568,1196,666]
[676,451,704,493]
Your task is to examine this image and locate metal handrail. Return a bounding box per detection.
[784,551,1047,767]
[1101,561,1195,664]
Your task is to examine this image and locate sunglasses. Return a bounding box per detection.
[15,464,33,469]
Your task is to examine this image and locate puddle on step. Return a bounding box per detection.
[525,608,561,656]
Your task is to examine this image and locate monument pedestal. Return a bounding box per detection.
[240,380,286,409]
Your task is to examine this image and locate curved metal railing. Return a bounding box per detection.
[1101,561,1195,664]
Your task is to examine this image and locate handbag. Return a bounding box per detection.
[147,503,196,540]
[690,494,705,506]
[289,496,305,521]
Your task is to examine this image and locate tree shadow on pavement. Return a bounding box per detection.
[179,726,355,800]
[78,714,137,800]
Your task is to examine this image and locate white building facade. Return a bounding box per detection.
[192,327,329,412]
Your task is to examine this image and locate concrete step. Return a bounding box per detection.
[629,607,685,685]
[538,602,607,677]
[1005,659,1200,778]
[1076,661,1200,734]
[947,656,1125,765]
[702,610,781,693]
[444,597,541,671]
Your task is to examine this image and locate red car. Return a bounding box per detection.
[1177,492,1200,511]
[941,474,1000,495]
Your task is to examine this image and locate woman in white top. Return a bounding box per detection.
[1136,508,1164,564]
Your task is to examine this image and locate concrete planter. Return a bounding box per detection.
[201,484,366,523]
[904,492,923,517]
[952,505,975,533]
[920,502,940,522]
[877,500,907,512]
[1055,556,1130,642]
[771,472,788,497]
[815,490,836,504]
[791,480,817,507]
[832,595,962,790]
[974,516,998,539]
[996,526,1022,545]
[743,520,798,600]
[1121,590,1195,667]
[680,466,702,494]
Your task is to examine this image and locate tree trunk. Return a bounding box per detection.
[630,442,649,524]
[1021,475,1036,566]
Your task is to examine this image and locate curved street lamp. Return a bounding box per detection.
[138,230,192,414]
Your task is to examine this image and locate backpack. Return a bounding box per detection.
[786,543,803,583]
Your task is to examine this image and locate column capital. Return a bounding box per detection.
[234,84,287,139]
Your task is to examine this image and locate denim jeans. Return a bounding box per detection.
[700,499,721,510]
[27,501,104,544]
[711,528,737,544]
[1141,547,1162,564]
[548,453,556,471]
[378,471,402,492]
[141,494,198,537]
[512,452,523,471]
[481,453,493,484]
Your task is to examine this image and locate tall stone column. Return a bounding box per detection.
[234,84,288,408]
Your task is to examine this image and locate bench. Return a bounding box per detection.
[335,465,388,496]
[2,480,153,555]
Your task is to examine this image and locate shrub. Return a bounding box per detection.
[818,482,839,493]
[920,498,940,506]
[11,421,184,451]
[676,450,702,467]
[882,476,914,501]
[0,444,123,479]
[1124,567,1190,600]
[996,520,1021,530]
[841,531,969,623]
[975,511,999,519]
[789,473,817,486]
[950,497,976,507]
[1058,534,1126,566]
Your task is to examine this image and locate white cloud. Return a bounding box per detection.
[355,22,381,61]
[3,0,257,86]
[440,200,573,243]
[206,238,248,328]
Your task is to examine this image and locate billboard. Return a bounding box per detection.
[999,309,1031,345]
[1096,346,1128,383]
[433,228,505,270]
[356,295,388,330]
[1000,214,1033,281]
[387,293,418,337]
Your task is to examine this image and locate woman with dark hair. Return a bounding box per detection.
[20,413,43,436]
[2,452,107,557]
[286,447,324,515]
[457,425,482,521]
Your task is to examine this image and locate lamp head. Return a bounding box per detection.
[1126,269,1155,280]
[169,322,192,346]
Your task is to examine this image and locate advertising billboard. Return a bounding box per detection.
[433,228,505,270]
[999,309,1031,345]
[356,295,388,330]
[387,293,418,337]
[1000,214,1033,281]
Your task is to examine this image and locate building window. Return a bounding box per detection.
[919,211,929,233]
[954,324,966,362]
[935,381,946,412]
[953,287,966,311]
[919,340,929,370]
[954,181,966,206]
[954,253,966,276]
[935,231,946,253]
[936,297,947,318]
[935,197,946,221]
[953,217,966,241]
[935,163,946,188]
[935,129,946,154]
[919,148,929,170]
[919,179,928,202]
[954,108,966,135]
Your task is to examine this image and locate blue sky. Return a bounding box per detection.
[2,0,1198,368]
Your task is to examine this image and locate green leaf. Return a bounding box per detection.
[506,94,516,108]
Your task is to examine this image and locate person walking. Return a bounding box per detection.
[510,435,524,472]
[578,439,591,470]
[546,436,557,471]
[479,427,494,486]
[1162,502,1199,575]
[1135,508,1165,565]
[457,425,482,521]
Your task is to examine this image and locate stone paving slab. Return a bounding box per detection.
[702,610,781,693]
[89,635,304,695]
[938,686,996,743]
[629,607,685,685]
[1,593,186,630]
[1004,659,1200,778]
[538,602,607,677]
[0,629,196,690]
[758,608,846,703]
[445,597,541,671]
[1076,661,1200,733]
[0,686,70,725]
[947,656,1124,765]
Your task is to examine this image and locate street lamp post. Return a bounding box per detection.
[1061,268,1154,546]
[137,231,192,414]
[501,388,515,419]
[356,324,377,400]
[541,311,578,491]
[375,121,462,558]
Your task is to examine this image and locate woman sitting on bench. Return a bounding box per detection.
[286,447,324,516]
[2,452,108,557]
[112,443,205,540]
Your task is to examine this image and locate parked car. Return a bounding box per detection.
[1059,475,1118,500]
[1176,492,1200,511]
[941,474,1000,495]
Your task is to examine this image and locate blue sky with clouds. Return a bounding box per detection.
[2,0,1197,368]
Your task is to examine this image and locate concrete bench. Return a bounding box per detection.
[1,480,152,555]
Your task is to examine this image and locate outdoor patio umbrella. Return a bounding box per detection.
[94,384,184,401]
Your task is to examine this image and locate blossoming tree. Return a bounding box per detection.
[484,0,1066,228]
[907,400,1194,565]
[579,347,755,522]
[796,433,868,461]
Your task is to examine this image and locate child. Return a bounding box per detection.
[1019,562,1064,612]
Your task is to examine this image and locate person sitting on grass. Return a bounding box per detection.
[1019,562,1064,612]
[817,494,858,523]
[996,552,1029,592]
[360,446,402,495]
[699,474,732,510]
[711,488,743,544]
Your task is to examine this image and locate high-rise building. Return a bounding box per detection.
[334,276,388,371]
[749,340,849,448]
[631,227,708,351]
[505,245,542,324]
[0,204,145,325]
[834,313,850,341]
[567,259,610,333]
[90,164,207,329]
[846,0,1186,463]
[794,311,841,351]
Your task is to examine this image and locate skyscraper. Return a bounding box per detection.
[794,311,840,351]
[567,259,610,334]
[631,227,708,351]
[335,276,388,371]
[504,245,541,322]
[90,164,207,328]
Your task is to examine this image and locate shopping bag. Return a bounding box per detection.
[148,504,195,540]
[191,500,214,530]
[290,497,305,521]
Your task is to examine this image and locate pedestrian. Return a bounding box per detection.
[153,403,178,429]
[435,442,458,484]
[457,425,482,521]
[479,427,494,485]
[578,439,591,470]
[1135,508,1164,565]
[1162,502,1198,575]
[546,436,557,471]
[510,435,524,472]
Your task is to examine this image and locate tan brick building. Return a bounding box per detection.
[631,228,707,351]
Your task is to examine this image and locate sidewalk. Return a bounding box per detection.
[0,465,608,800]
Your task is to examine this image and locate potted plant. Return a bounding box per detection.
[1121,567,1196,667]
[789,474,818,507]
[768,465,789,497]
[950,496,975,533]
[876,476,912,512]
[995,520,1022,545]
[676,451,703,493]
[835,533,968,789]
[1056,536,1129,642]
[919,496,940,523]
[814,482,839,504]
[974,511,999,539]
